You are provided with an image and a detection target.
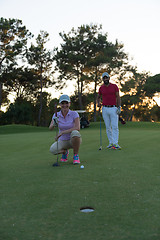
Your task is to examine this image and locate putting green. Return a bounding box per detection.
[0,122,160,240]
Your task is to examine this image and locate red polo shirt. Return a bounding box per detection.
[98,83,119,105]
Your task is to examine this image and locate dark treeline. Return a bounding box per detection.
[0,18,160,126]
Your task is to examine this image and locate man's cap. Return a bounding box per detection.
[59,94,71,103]
[102,72,110,78]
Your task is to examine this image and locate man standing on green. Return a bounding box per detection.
[97,72,121,149]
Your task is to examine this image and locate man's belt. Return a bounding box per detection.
[103,105,116,107]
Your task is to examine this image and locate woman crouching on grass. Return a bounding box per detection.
[49,94,82,165]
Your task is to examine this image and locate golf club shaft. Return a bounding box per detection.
[55,103,59,164]
[100,117,102,147]
[99,107,102,148]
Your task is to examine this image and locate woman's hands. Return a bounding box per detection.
[55,131,63,141]
[49,117,58,130]
[54,117,80,140]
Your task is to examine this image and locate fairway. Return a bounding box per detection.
[0,123,160,240]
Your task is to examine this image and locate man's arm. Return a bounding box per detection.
[97,94,101,108]
[116,91,121,107]
[116,91,121,115]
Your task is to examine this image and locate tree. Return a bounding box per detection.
[150,105,160,122]
[54,24,129,121]
[144,74,160,98]
[0,18,32,109]
[54,24,103,109]
[1,98,35,125]
[120,68,152,121]
[0,66,38,101]
[34,92,52,126]
[26,30,54,126]
[85,36,128,121]
[70,93,94,111]
[48,97,59,123]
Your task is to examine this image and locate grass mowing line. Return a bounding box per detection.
[0,123,160,240]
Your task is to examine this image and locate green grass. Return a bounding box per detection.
[0,122,160,240]
[0,124,48,134]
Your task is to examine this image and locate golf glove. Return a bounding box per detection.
[53,117,58,126]
[116,106,121,115]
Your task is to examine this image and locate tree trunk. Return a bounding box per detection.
[80,77,83,109]
[77,74,83,110]
[93,77,97,122]
[38,86,43,126]
[129,107,135,121]
[38,66,43,126]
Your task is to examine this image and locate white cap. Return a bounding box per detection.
[102,72,110,78]
[59,94,71,103]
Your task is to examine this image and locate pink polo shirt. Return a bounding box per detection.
[52,110,79,141]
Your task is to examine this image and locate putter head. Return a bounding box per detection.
[52,162,60,167]
[119,117,126,125]
[121,119,126,124]
[99,146,102,150]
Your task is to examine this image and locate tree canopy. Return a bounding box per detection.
[0,17,32,108]
[0,19,160,124]
[26,30,54,125]
[54,24,129,121]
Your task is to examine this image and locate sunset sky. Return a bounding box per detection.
[1,0,160,104]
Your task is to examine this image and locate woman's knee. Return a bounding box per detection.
[50,143,57,155]
[70,130,81,139]
[71,130,82,145]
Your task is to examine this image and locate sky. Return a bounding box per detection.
[0,0,160,103]
[1,0,160,75]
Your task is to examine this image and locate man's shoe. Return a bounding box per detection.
[107,144,113,149]
[112,144,121,150]
[61,150,69,162]
[73,154,80,164]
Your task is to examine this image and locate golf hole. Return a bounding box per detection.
[80,206,95,213]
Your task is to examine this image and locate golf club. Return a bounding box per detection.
[119,116,126,125]
[53,103,60,167]
[99,106,102,150]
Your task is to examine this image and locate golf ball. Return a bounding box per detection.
[80,165,84,169]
